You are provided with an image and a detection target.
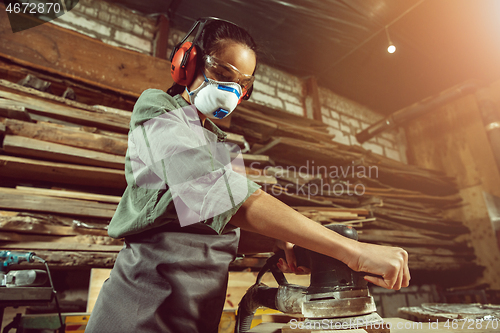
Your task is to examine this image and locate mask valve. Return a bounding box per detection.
[213,108,229,119]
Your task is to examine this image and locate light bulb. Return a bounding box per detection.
[387,44,396,53]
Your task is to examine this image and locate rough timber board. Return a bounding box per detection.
[0,155,126,189]
[0,4,173,97]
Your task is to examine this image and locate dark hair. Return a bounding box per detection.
[167,19,258,97]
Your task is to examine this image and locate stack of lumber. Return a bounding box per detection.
[256,166,474,272]
[0,78,479,279]
[222,101,478,275]
[0,79,282,266]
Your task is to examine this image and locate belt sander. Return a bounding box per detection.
[235,224,383,332]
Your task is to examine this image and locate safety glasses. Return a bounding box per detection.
[203,55,255,90]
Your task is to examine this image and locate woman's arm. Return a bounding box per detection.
[229,189,410,290]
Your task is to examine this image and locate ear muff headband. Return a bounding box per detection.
[169,17,255,100]
[170,41,198,86]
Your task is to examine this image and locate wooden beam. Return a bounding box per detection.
[303,76,322,122]
[0,60,136,111]
[0,187,118,219]
[0,210,109,236]
[0,241,123,252]
[0,4,173,98]
[154,14,170,59]
[0,90,130,133]
[0,210,109,232]
[19,250,118,268]
[5,118,128,155]
[0,155,126,189]
[0,103,31,121]
[3,135,125,169]
[15,186,121,204]
[0,79,133,116]
[240,153,273,167]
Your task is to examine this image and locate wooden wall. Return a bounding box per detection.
[405,79,500,289]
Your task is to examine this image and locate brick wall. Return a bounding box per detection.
[249,65,406,163]
[50,0,156,54]
[318,87,406,162]
[51,0,406,162]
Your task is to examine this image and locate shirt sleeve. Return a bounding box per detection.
[110,89,260,237]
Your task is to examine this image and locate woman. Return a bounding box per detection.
[85,18,410,333]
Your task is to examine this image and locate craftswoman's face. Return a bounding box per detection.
[188,41,256,93]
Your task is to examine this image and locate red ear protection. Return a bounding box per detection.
[170,41,198,86]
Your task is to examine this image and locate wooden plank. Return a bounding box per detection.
[0,79,132,117]
[365,218,469,238]
[357,231,464,247]
[0,6,173,98]
[154,15,170,59]
[0,210,109,231]
[0,217,108,236]
[0,230,120,245]
[87,269,112,313]
[17,250,118,268]
[303,76,322,122]
[240,153,273,167]
[0,155,126,189]
[0,103,32,121]
[293,207,369,215]
[248,175,278,185]
[92,104,132,117]
[3,135,125,169]
[0,187,118,218]
[0,90,129,132]
[15,186,121,204]
[229,115,278,142]
[0,241,122,252]
[5,118,128,155]
[232,108,334,144]
[253,136,458,196]
[0,60,136,111]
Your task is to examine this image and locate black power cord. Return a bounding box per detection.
[33,255,65,333]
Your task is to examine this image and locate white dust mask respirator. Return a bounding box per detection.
[186,73,242,119]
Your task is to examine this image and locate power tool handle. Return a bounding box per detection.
[268,246,309,269]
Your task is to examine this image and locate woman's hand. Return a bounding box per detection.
[344,242,410,290]
[273,239,311,275]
